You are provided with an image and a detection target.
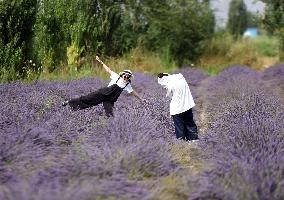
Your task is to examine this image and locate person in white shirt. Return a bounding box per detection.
[62,56,145,117]
[157,72,198,141]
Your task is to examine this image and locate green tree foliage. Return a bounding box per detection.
[133,0,215,66]
[111,1,148,54]
[260,0,284,60]
[227,0,248,37]
[34,0,78,71]
[246,11,261,27]
[1,0,215,81]
[34,0,215,68]
[34,0,123,71]
[0,0,37,81]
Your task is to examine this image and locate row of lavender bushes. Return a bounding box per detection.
[0,67,207,200]
[188,64,284,200]
[0,64,283,199]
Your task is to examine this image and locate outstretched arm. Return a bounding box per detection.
[131,90,146,103]
[96,56,113,75]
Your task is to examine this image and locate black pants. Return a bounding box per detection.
[172,108,198,141]
[68,91,103,110]
[68,84,123,117]
[68,91,115,117]
[102,101,114,117]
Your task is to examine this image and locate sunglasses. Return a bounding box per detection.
[123,75,130,80]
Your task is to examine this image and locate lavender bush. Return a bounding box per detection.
[1,65,284,200]
[0,72,185,200]
[188,65,284,200]
[262,64,284,104]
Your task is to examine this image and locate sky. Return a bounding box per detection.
[210,0,266,26]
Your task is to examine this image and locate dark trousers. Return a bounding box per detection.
[172,108,198,141]
[68,92,114,117]
[69,91,103,110]
[103,102,114,117]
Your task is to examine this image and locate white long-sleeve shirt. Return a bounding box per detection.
[158,73,195,115]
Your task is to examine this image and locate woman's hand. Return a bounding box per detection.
[96,56,112,74]
[131,91,147,103]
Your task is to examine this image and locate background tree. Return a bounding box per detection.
[260,0,284,60]
[0,0,38,81]
[227,0,248,37]
[34,0,69,71]
[111,0,149,55]
[34,0,215,68]
[142,0,215,66]
[34,0,123,71]
[1,0,215,81]
[246,11,261,28]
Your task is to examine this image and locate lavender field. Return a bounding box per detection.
[1,64,284,200]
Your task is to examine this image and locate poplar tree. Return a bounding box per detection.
[227,0,248,37]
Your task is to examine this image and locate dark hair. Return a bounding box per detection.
[157,73,169,78]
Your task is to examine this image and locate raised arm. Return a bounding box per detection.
[95,56,113,75]
[131,90,146,103]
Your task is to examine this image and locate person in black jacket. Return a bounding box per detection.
[62,56,145,117]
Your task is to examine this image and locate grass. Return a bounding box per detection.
[38,47,177,82]
[2,33,281,83]
[197,33,280,75]
[150,174,189,200]
[253,35,279,57]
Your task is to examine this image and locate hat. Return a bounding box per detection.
[119,69,134,79]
